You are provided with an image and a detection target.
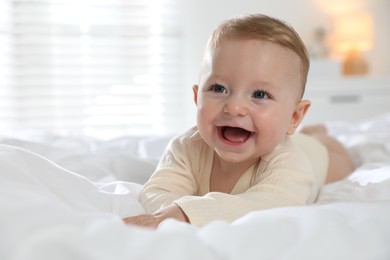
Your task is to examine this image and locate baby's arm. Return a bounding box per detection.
[139,141,199,213]
[124,134,199,228]
[126,164,313,228]
[175,166,314,226]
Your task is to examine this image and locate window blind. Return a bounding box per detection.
[0,0,183,139]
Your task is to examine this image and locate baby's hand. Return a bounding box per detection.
[123,204,189,229]
[123,214,161,229]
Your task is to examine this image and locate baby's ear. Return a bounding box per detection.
[193,85,199,105]
[287,100,311,135]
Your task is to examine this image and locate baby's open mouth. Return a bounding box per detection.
[219,126,253,143]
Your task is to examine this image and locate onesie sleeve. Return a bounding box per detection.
[139,129,202,213]
[175,169,313,227]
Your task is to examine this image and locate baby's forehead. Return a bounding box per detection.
[207,38,301,69]
[208,38,295,60]
[201,40,305,99]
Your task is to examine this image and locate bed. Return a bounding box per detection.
[1,113,390,260]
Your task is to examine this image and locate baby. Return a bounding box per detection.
[124,13,353,228]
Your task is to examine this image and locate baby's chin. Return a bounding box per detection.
[213,147,260,165]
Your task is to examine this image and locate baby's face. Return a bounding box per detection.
[194,39,305,164]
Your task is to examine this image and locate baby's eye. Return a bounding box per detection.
[211,84,227,94]
[252,90,270,99]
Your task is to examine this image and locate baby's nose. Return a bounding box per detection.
[223,97,248,117]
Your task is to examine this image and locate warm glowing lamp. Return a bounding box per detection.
[333,12,374,76]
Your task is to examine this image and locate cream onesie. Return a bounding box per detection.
[140,126,328,227]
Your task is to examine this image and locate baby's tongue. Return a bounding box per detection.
[223,127,250,143]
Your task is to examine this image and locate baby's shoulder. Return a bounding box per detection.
[171,126,204,145]
[168,126,208,153]
[261,136,311,168]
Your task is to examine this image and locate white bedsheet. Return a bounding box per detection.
[1,113,390,260]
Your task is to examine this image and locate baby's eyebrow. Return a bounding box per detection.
[202,74,228,85]
[251,80,280,91]
[207,73,226,81]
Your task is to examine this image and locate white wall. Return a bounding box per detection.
[179,0,390,129]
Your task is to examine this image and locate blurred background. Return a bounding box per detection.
[1,0,389,139]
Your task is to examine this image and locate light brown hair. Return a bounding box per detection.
[206,14,310,98]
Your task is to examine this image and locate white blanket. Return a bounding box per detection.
[1,113,390,260]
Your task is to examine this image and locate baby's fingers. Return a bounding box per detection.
[123,214,161,229]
